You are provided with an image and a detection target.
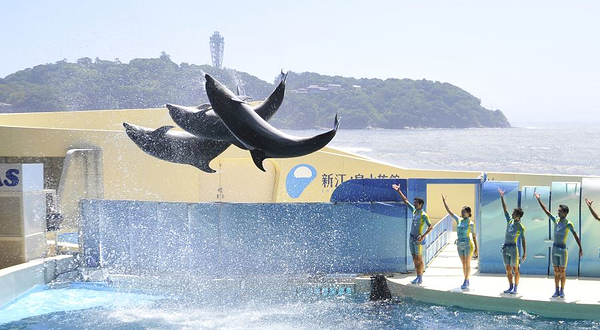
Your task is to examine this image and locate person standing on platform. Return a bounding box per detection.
[441,194,478,290]
[534,192,583,298]
[498,189,527,294]
[392,183,433,285]
[585,198,600,222]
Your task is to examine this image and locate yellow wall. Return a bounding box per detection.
[1,109,596,212]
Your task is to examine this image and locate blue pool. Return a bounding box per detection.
[1,281,599,330]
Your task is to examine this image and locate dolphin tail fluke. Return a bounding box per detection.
[333,113,341,131]
[250,149,267,172]
[254,71,288,121]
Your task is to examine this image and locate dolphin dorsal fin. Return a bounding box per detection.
[196,103,212,111]
[153,125,175,137]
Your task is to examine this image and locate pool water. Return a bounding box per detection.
[1,281,599,330]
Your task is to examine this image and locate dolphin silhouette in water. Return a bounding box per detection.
[204,73,340,172]
[166,72,287,149]
[122,122,230,173]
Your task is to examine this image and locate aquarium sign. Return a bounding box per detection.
[0,165,21,190]
[0,164,44,192]
[321,172,401,188]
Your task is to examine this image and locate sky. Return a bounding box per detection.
[1,0,599,124]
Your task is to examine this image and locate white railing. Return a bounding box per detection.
[424,214,453,266]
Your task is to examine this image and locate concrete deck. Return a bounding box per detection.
[384,236,600,320]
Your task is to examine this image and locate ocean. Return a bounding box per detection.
[290,124,600,177]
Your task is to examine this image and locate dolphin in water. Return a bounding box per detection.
[166,72,287,149]
[122,122,230,173]
[204,73,340,172]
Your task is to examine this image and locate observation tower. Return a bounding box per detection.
[209,31,224,69]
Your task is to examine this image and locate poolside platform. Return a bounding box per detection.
[384,235,600,320]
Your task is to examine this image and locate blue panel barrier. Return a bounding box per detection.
[580,178,600,277]
[479,181,519,274]
[550,182,581,277]
[157,202,191,274]
[80,200,409,276]
[331,178,408,203]
[520,186,551,275]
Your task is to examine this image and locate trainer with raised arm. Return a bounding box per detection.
[498,189,526,294]
[392,183,433,285]
[534,192,583,298]
[441,194,478,290]
[585,198,600,222]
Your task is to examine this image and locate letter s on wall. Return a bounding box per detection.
[3,169,20,187]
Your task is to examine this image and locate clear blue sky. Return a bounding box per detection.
[1,0,598,123]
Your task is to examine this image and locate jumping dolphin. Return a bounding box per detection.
[166,72,287,148]
[204,74,340,172]
[122,122,230,173]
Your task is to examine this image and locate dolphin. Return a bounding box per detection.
[166,72,287,148]
[204,73,340,172]
[122,122,230,173]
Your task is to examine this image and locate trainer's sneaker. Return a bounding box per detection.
[510,285,518,295]
[503,285,513,294]
[410,276,422,285]
[552,289,560,298]
[558,289,565,298]
[460,280,469,290]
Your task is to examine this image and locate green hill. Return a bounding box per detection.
[0,53,510,129]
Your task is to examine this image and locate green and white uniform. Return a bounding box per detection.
[407,203,431,256]
[550,215,576,268]
[452,214,475,257]
[501,212,525,267]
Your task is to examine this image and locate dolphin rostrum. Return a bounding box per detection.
[166,72,287,148]
[123,122,230,173]
[204,73,340,172]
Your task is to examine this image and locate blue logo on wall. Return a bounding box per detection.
[286,164,317,198]
[0,169,20,187]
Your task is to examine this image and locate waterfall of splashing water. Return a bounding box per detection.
[198,69,207,93]
[227,69,245,96]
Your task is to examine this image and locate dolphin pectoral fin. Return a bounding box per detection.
[192,140,231,173]
[193,163,217,173]
[250,149,267,172]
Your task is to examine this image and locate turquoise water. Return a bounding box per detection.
[1,282,599,330]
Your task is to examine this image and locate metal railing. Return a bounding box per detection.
[424,214,453,266]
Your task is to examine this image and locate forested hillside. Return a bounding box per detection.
[0,54,510,129]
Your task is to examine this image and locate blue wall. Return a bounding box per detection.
[81,200,408,276]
